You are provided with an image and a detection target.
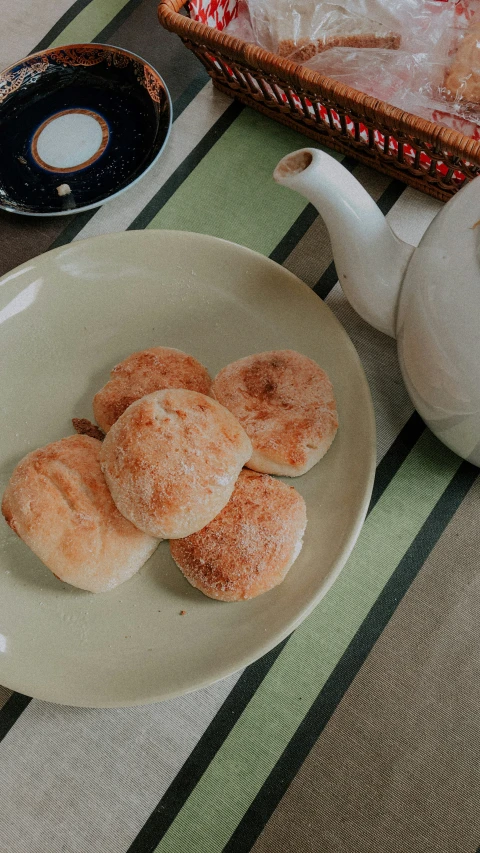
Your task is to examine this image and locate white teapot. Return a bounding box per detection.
[274,148,480,465]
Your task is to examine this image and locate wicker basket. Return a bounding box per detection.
[158,0,480,201]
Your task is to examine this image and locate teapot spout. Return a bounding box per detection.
[274,148,414,338]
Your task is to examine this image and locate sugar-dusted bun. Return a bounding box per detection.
[212,350,338,476]
[1,435,159,593]
[100,389,253,539]
[93,346,212,433]
[444,22,480,105]
[170,469,307,601]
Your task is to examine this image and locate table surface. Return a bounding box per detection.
[1,3,480,852]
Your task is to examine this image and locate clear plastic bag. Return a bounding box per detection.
[241,0,450,58]
[224,0,480,136]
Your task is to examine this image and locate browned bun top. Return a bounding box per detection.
[1,435,158,593]
[100,389,253,539]
[93,346,212,433]
[211,350,338,476]
[170,469,307,601]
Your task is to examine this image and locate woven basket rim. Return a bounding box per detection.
[158,0,480,163]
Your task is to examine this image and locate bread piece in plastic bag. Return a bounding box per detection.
[444,20,480,105]
[225,2,399,54]
[240,0,454,61]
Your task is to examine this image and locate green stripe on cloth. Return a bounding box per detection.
[48,0,132,47]
[146,108,342,254]
[155,431,460,853]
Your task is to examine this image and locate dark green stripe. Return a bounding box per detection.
[125,639,289,853]
[376,178,406,214]
[49,209,100,250]
[268,204,318,266]
[48,0,135,48]
[33,0,95,52]
[128,102,244,230]
[312,258,340,301]
[0,693,31,743]
[94,0,144,43]
[370,412,425,510]
[173,73,210,121]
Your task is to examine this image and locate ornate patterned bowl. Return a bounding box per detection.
[0,44,172,216]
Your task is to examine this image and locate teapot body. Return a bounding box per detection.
[396,197,480,465]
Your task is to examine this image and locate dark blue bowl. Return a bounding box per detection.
[0,44,172,216]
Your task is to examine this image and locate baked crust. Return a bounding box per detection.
[1,435,159,592]
[100,389,253,539]
[212,350,338,476]
[93,346,212,433]
[170,469,307,601]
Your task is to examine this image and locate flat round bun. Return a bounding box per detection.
[93,346,212,433]
[100,389,253,539]
[212,350,338,476]
[170,469,307,601]
[1,435,159,593]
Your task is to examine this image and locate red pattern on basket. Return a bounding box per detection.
[192,0,473,184]
[190,0,237,30]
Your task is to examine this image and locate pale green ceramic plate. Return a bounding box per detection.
[0,231,375,707]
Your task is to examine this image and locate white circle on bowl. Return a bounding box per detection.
[32,109,109,172]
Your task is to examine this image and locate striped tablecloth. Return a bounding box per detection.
[2,3,480,851]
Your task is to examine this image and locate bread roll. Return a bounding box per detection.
[93,346,212,433]
[100,389,253,539]
[1,435,159,593]
[444,23,480,105]
[211,350,338,476]
[170,469,307,601]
